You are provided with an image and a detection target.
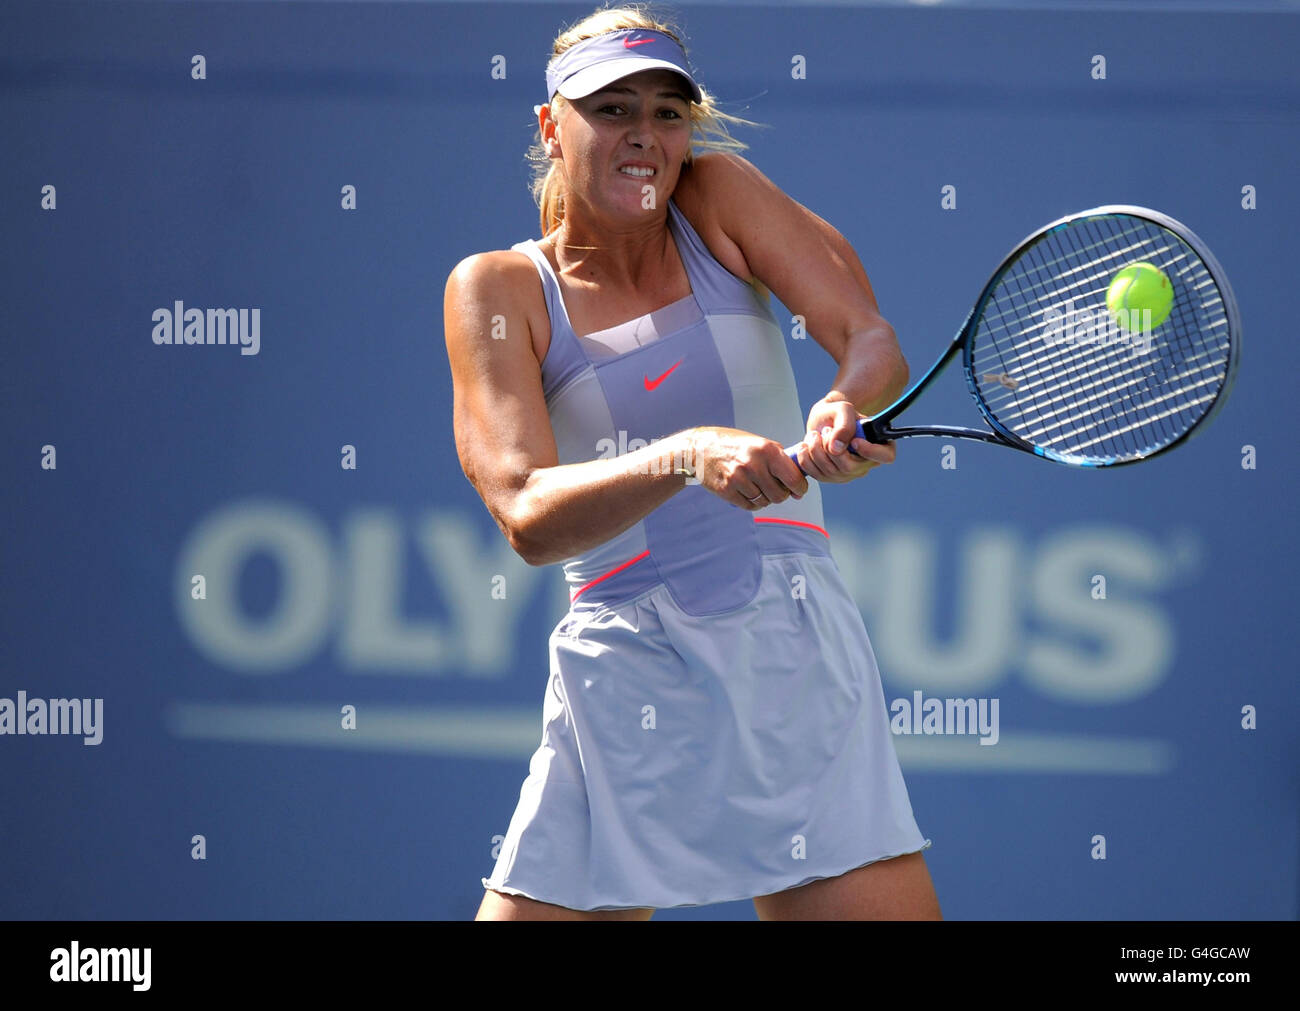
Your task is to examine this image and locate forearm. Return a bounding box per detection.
[823,317,910,418]
[509,431,696,566]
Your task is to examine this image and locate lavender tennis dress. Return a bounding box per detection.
[481,199,929,910]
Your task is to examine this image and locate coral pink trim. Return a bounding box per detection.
[569,549,652,602]
[753,517,829,538]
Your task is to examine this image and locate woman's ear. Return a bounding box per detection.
[538,103,561,157]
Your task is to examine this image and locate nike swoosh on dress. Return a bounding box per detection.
[644,360,683,391]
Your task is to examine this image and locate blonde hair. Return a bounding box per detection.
[526,4,764,237]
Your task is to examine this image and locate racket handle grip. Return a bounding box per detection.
[784,418,874,474]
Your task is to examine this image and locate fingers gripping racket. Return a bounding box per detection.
[785,205,1241,470]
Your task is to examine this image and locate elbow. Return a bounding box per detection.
[486,478,554,567]
[873,319,909,403]
[888,343,910,402]
[491,464,573,567]
[509,530,551,567]
[504,511,555,568]
[503,516,541,566]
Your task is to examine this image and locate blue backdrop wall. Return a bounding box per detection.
[2,0,1296,920]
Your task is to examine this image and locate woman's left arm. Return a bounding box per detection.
[687,152,909,482]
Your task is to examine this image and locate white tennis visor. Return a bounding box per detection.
[544,28,702,104]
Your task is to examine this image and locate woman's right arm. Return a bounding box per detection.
[443,253,808,566]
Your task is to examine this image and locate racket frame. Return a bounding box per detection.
[863,204,1242,467]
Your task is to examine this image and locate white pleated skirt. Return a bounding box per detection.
[482,552,930,910]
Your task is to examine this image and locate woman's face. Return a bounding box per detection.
[550,68,693,225]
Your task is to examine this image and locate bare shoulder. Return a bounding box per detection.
[444,248,549,365]
[672,152,764,286]
[680,150,771,193]
[444,248,540,306]
[676,152,861,309]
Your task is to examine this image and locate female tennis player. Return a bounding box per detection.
[445,6,941,920]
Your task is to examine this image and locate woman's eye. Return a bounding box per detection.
[596,105,682,119]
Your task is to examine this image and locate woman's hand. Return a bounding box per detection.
[793,397,896,483]
[688,427,810,511]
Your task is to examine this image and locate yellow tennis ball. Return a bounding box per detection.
[1106,262,1173,331]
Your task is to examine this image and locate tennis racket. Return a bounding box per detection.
[785,205,1241,469]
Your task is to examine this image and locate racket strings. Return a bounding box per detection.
[986,328,1228,423]
[967,215,1232,463]
[977,232,1181,331]
[981,297,1226,392]
[976,242,1189,338]
[1010,350,1226,441]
